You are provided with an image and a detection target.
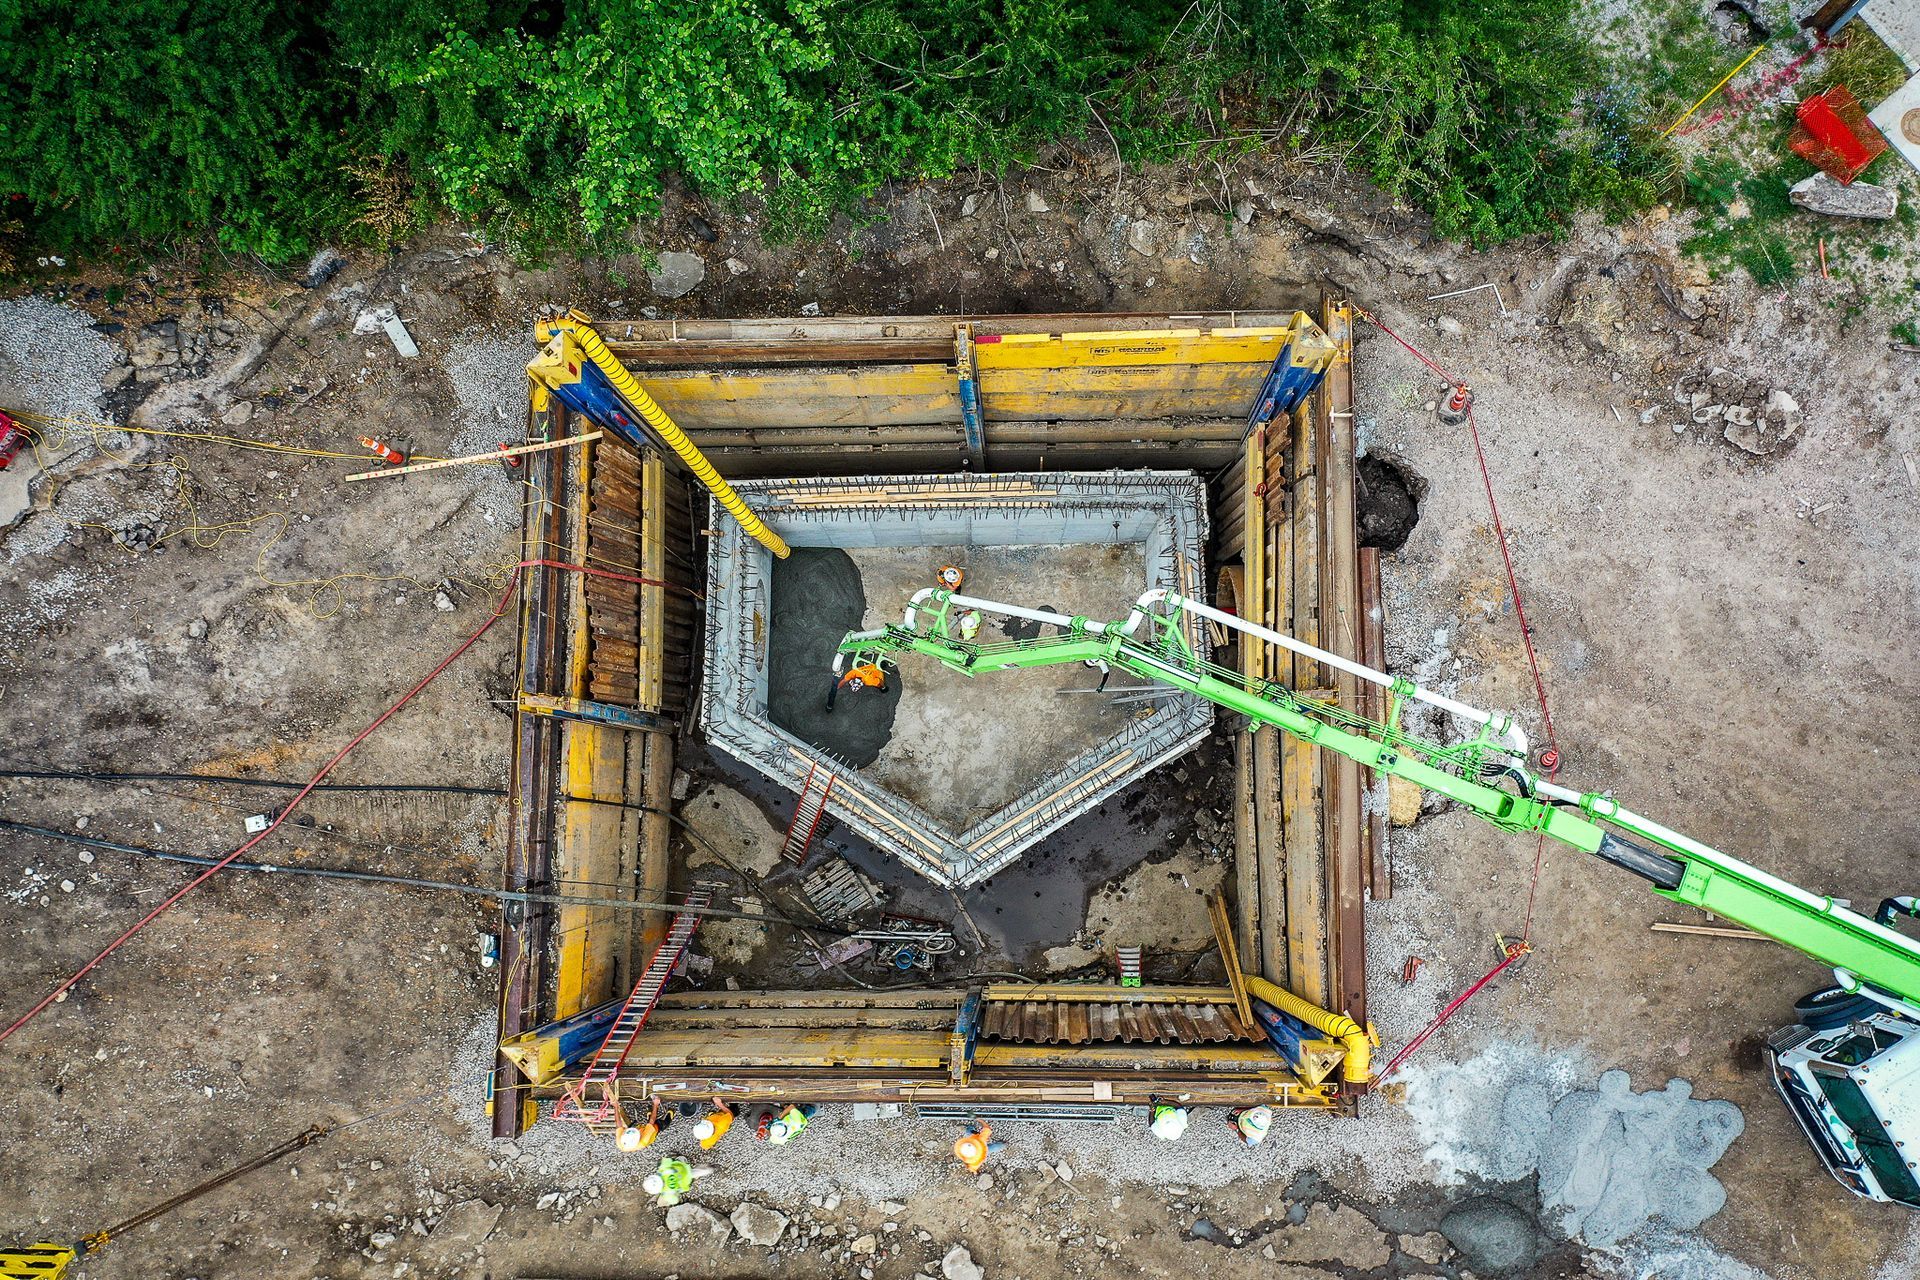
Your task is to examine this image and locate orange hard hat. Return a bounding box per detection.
[953,1124,992,1173]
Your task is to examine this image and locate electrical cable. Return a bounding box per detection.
[0,818,848,932]
[0,569,526,1050]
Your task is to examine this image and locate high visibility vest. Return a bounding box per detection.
[658,1157,694,1192]
[697,1107,734,1149]
[954,1126,991,1172]
[769,1105,811,1144]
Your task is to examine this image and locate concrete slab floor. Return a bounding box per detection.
[808,541,1150,832]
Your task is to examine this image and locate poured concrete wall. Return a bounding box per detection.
[701,472,1211,886]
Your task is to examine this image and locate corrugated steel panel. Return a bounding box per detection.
[980,1000,1259,1046]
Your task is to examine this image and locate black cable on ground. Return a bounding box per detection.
[0,818,851,933]
[0,767,505,796]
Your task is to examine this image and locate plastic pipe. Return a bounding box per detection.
[1138,590,1527,754]
[544,312,789,559]
[903,589,1118,635]
[1244,975,1371,1085]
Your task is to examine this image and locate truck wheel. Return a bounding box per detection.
[1794,986,1880,1031]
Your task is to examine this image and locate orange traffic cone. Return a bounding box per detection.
[359,435,407,465]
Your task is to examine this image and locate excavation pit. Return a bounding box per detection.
[701,471,1213,887]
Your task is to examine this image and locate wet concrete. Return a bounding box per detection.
[766,547,900,766]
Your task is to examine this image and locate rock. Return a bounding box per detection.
[221,400,255,426]
[1126,219,1158,257]
[424,1199,502,1259]
[536,1192,559,1210]
[1234,200,1254,226]
[188,618,208,640]
[1767,388,1800,417]
[1400,1231,1453,1265]
[730,1202,790,1248]
[1436,315,1464,338]
[974,1173,993,1191]
[1724,420,1769,455]
[851,1233,878,1255]
[799,302,822,317]
[961,193,983,218]
[303,248,348,288]
[879,1200,907,1215]
[648,251,707,299]
[1789,173,1897,220]
[941,1244,985,1280]
[1387,776,1422,827]
[665,1203,732,1242]
[1025,191,1051,214]
[369,1231,396,1252]
[725,257,749,276]
[1441,1198,1539,1274]
[103,364,135,390]
[433,590,455,612]
[1053,1161,1074,1183]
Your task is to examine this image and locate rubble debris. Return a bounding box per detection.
[1671,368,1800,456]
[1788,173,1898,220]
[1025,191,1051,214]
[302,248,348,288]
[648,251,707,299]
[422,1199,502,1261]
[664,1202,732,1242]
[730,1201,790,1247]
[941,1243,986,1280]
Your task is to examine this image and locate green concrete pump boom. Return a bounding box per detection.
[835,588,1920,1011]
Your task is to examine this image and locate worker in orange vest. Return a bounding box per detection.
[694,1099,735,1149]
[952,1120,1004,1173]
[616,1096,671,1151]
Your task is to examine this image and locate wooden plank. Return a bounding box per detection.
[1359,546,1391,900]
[1284,388,1329,1008]
[979,361,1274,422]
[344,431,601,482]
[1320,297,1367,1022]
[601,310,1306,348]
[1209,891,1254,1028]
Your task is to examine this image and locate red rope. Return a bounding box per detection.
[1348,305,1567,1075]
[1377,942,1529,1083]
[0,554,698,1047]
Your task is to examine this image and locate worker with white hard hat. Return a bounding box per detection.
[1148,1097,1190,1141]
[1230,1105,1274,1146]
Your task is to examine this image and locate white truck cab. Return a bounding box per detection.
[1768,994,1920,1206]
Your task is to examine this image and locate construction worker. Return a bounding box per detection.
[1148,1097,1190,1141]
[765,1103,817,1145]
[953,1120,1004,1174]
[957,609,983,642]
[937,565,965,591]
[694,1099,735,1149]
[615,1097,671,1152]
[826,659,887,711]
[642,1154,710,1207]
[1229,1105,1274,1147]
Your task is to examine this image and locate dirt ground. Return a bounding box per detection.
[3,127,1919,1280]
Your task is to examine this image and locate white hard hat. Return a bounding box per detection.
[767,1121,792,1145]
[1239,1106,1274,1139]
[694,1118,717,1141]
[642,1173,665,1195]
[1150,1107,1190,1141]
[617,1126,645,1151]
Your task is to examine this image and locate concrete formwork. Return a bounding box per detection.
[700,471,1213,886]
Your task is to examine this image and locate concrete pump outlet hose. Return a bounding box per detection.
[553,314,790,559]
[1245,975,1372,1085]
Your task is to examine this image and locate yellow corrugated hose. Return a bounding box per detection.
[538,311,790,559]
[1245,975,1372,1085]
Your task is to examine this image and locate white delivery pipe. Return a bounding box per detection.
[1138,589,1528,755]
[903,589,1122,636]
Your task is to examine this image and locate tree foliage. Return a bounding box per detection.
[0,0,1660,260]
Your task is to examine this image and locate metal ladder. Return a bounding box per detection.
[1117,945,1143,988]
[780,762,836,864]
[556,883,716,1124]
